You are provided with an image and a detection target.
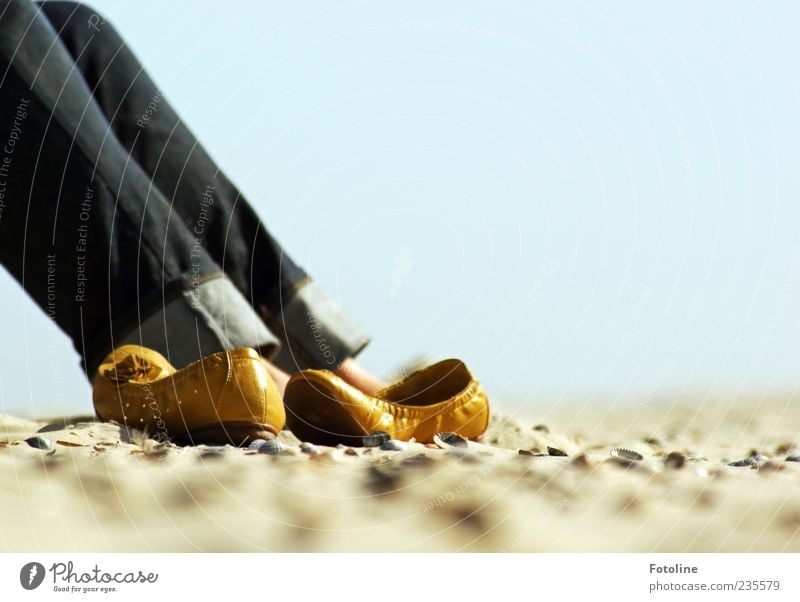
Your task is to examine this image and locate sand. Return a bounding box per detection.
[1,398,799,552]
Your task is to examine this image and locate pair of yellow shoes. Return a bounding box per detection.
[93,345,490,447]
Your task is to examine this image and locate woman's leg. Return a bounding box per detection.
[0,0,281,377]
[36,1,373,376]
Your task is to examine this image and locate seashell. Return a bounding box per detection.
[518,449,536,457]
[247,438,269,450]
[664,451,686,469]
[785,455,800,463]
[362,431,390,447]
[25,436,53,451]
[380,439,408,451]
[300,442,322,456]
[610,448,643,461]
[547,446,568,457]
[256,440,285,455]
[727,458,756,467]
[433,432,469,449]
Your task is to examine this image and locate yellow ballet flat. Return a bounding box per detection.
[284,359,489,445]
[93,344,285,446]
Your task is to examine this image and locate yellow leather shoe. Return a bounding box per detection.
[284,359,489,446]
[93,345,285,446]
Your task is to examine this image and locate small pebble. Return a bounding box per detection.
[366,465,401,494]
[643,436,662,446]
[144,448,170,460]
[571,454,590,468]
[300,442,322,456]
[785,455,800,463]
[547,446,568,457]
[664,451,686,469]
[447,450,480,463]
[607,456,639,469]
[309,451,339,463]
[199,450,226,460]
[343,447,359,456]
[518,449,536,457]
[727,458,757,467]
[401,454,435,468]
[256,440,285,455]
[433,432,469,449]
[55,439,85,448]
[362,431,390,448]
[532,424,549,433]
[610,448,643,461]
[380,439,408,452]
[25,436,53,451]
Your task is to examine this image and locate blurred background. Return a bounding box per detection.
[2,0,799,419]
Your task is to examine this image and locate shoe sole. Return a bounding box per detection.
[172,421,279,447]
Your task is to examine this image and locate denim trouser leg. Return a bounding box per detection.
[36,1,309,320]
[0,0,370,377]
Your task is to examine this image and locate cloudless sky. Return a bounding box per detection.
[2,0,800,418]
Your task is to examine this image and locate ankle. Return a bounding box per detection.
[335,357,387,395]
[260,358,289,397]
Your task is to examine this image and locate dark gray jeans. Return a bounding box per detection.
[0,0,369,376]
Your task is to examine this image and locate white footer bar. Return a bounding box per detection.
[1,553,797,601]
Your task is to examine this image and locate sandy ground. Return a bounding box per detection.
[1,398,799,552]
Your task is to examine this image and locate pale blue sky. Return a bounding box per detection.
[2,0,800,418]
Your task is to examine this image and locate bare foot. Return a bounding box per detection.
[260,356,386,397]
[335,357,388,395]
[260,358,290,397]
